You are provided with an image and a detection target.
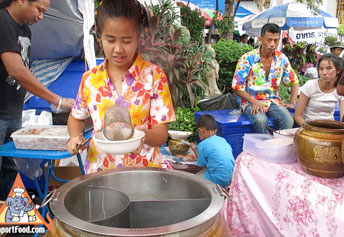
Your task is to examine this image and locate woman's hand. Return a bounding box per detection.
[67,135,85,154]
[132,125,147,154]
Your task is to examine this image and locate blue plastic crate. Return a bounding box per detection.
[195,106,341,159]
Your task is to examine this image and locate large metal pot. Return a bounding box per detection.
[46,168,229,236]
[294,119,344,178]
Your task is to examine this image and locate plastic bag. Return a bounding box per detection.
[13,157,43,180]
[304,67,318,79]
[198,93,239,111]
[22,110,52,127]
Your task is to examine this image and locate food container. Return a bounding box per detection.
[294,120,344,178]
[93,129,145,154]
[11,125,69,150]
[47,168,231,236]
[243,133,296,163]
[168,139,190,155]
[168,130,193,140]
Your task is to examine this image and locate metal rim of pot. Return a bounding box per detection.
[303,119,344,133]
[48,167,225,236]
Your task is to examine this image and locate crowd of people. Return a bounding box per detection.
[232,23,344,134]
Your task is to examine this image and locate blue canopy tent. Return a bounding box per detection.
[233,2,254,18]
[187,0,254,18]
[242,2,338,36]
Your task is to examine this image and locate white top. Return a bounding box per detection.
[300,79,343,121]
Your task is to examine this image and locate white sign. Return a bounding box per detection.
[287,28,338,44]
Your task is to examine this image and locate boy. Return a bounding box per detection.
[191,114,235,188]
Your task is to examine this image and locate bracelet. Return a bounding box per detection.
[52,97,62,112]
[53,96,62,106]
[56,97,62,112]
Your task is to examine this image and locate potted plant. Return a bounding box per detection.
[141,0,221,108]
[167,107,199,155]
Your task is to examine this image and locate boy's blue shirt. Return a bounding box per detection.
[197,135,235,187]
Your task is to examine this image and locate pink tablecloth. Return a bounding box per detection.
[227,152,344,237]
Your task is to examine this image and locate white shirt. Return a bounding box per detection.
[300,79,343,121]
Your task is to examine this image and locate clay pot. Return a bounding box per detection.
[294,119,344,178]
[168,139,189,155]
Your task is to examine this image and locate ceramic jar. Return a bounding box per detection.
[294,119,344,178]
[168,139,189,155]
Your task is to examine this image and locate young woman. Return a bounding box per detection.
[66,0,175,174]
[294,53,344,126]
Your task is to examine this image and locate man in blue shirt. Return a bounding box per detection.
[191,114,235,188]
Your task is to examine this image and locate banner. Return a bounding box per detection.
[287,28,338,44]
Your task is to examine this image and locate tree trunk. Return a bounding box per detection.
[224,0,234,40]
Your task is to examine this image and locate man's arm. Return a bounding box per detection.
[1,52,74,108]
[284,83,299,109]
[236,90,264,114]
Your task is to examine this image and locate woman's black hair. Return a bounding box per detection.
[317,53,344,86]
[197,114,217,131]
[95,0,148,37]
[0,0,36,8]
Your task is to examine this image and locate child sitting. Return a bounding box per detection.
[190,114,235,188]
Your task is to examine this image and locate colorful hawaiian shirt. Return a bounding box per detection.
[232,48,299,112]
[72,54,175,174]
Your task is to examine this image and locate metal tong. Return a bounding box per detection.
[266,125,294,137]
[76,136,92,151]
[216,184,232,201]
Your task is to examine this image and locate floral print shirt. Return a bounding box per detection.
[72,54,175,174]
[232,48,299,112]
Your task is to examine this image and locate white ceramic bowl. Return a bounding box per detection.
[93,129,145,154]
[168,130,193,140]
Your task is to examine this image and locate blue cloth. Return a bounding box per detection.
[197,135,235,188]
[25,57,74,103]
[243,102,294,133]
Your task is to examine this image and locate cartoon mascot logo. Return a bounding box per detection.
[0,173,52,231]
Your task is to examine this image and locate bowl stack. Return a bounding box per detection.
[167,130,192,155]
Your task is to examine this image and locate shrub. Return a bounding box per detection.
[180,5,206,45]
[213,39,253,93]
[283,42,317,74]
[324,36,339,46]
[278,73,309,103]
[168,107,200,142]
[337,24,344,36]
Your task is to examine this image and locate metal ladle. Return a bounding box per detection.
[103,105,134,141]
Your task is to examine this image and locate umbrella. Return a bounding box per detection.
[177,1,213,26]
[233,2,254,18]
[243,2,339,36]
[204,8,223,21]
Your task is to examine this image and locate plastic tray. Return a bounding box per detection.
[11,125,70,150]
[243,133,296,163]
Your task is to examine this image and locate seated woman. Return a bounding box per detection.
[294,53,344,126]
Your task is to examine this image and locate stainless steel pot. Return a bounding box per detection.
[47,168,228,236]
[67,186,130,227]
